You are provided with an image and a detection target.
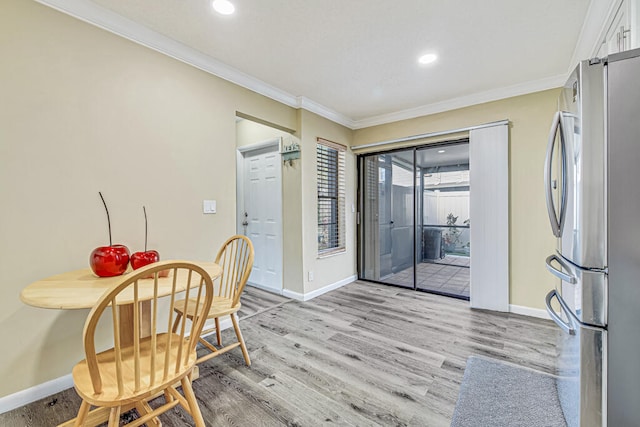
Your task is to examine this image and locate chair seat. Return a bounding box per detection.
[174,297,241,319]
[72,333,195,407]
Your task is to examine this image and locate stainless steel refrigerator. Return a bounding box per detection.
[544,47,640,427]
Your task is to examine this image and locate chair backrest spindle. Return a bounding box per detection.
[150,274,159,388]
[214,235,254,308]
[111,295,124,396]
[133,280,140,392]
[164,268,178,381]
[175,269,193,374]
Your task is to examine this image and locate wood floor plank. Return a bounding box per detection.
[251,332,447,425]
[282,329,433,397]
[249,346,423,426]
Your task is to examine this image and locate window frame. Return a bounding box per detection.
[316,138,346,257]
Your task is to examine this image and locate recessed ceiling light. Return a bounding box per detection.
[418,53,438,65]
[212,0,235,15]
[438,149,446,153]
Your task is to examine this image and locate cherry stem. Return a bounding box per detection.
[98,192,112,246]
[143,206,148,252]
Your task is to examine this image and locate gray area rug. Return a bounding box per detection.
[450,356,567,427]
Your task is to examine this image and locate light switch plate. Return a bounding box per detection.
[203,200,216,214]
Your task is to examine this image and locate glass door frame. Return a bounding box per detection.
[356,138,470,300]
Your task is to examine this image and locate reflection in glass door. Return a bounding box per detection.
[360,151,415,288]
[359,140,470,299]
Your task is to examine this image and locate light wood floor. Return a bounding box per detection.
[0,281,560,426]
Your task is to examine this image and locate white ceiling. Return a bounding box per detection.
[40,0,617,129]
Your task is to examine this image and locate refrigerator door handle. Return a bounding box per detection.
[545,289,576,335]
[544,111,567,238]
[545,254,577,284]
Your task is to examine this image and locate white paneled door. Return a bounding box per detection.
[239,141,283,293]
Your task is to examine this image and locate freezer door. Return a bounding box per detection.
[556,60,607,269]
[545,253,607,327]
[606,48,640,427]
[546,290,606,427]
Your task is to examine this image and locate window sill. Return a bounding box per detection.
[317,248,346,259]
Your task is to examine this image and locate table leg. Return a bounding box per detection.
[118,300,152,347]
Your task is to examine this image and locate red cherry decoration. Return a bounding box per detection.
[131,206,166,277]
[90,192,129,277]
[131,250,159,270]
[90,244,130,277]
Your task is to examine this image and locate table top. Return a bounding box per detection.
[20,260,222,310]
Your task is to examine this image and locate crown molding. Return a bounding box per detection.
[34,0,615,132]
[296,97,355,129]
[351,73,567,129]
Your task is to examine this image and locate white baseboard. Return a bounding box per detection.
[509,304,551,320]
[282,275,357,301]
[0,373,73,415]
[247,281,284,295]
[281,289,304,301]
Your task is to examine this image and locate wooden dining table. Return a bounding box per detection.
[20,260,222,426]
[21,260,222,345]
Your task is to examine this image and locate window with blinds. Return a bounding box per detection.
[317,138,346,255]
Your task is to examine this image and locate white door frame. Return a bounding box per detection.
[236,138,284,293]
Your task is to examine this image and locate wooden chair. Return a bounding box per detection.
[71,261,213,427]
[172,235,254,366]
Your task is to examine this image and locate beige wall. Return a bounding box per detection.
[236,118,292,148]
[353,89,560,311]
[0,0,304,399]
[299,111,356,294]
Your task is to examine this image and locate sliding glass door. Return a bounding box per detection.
[358,140,470,299]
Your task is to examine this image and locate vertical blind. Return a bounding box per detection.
[317,138,346,254]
